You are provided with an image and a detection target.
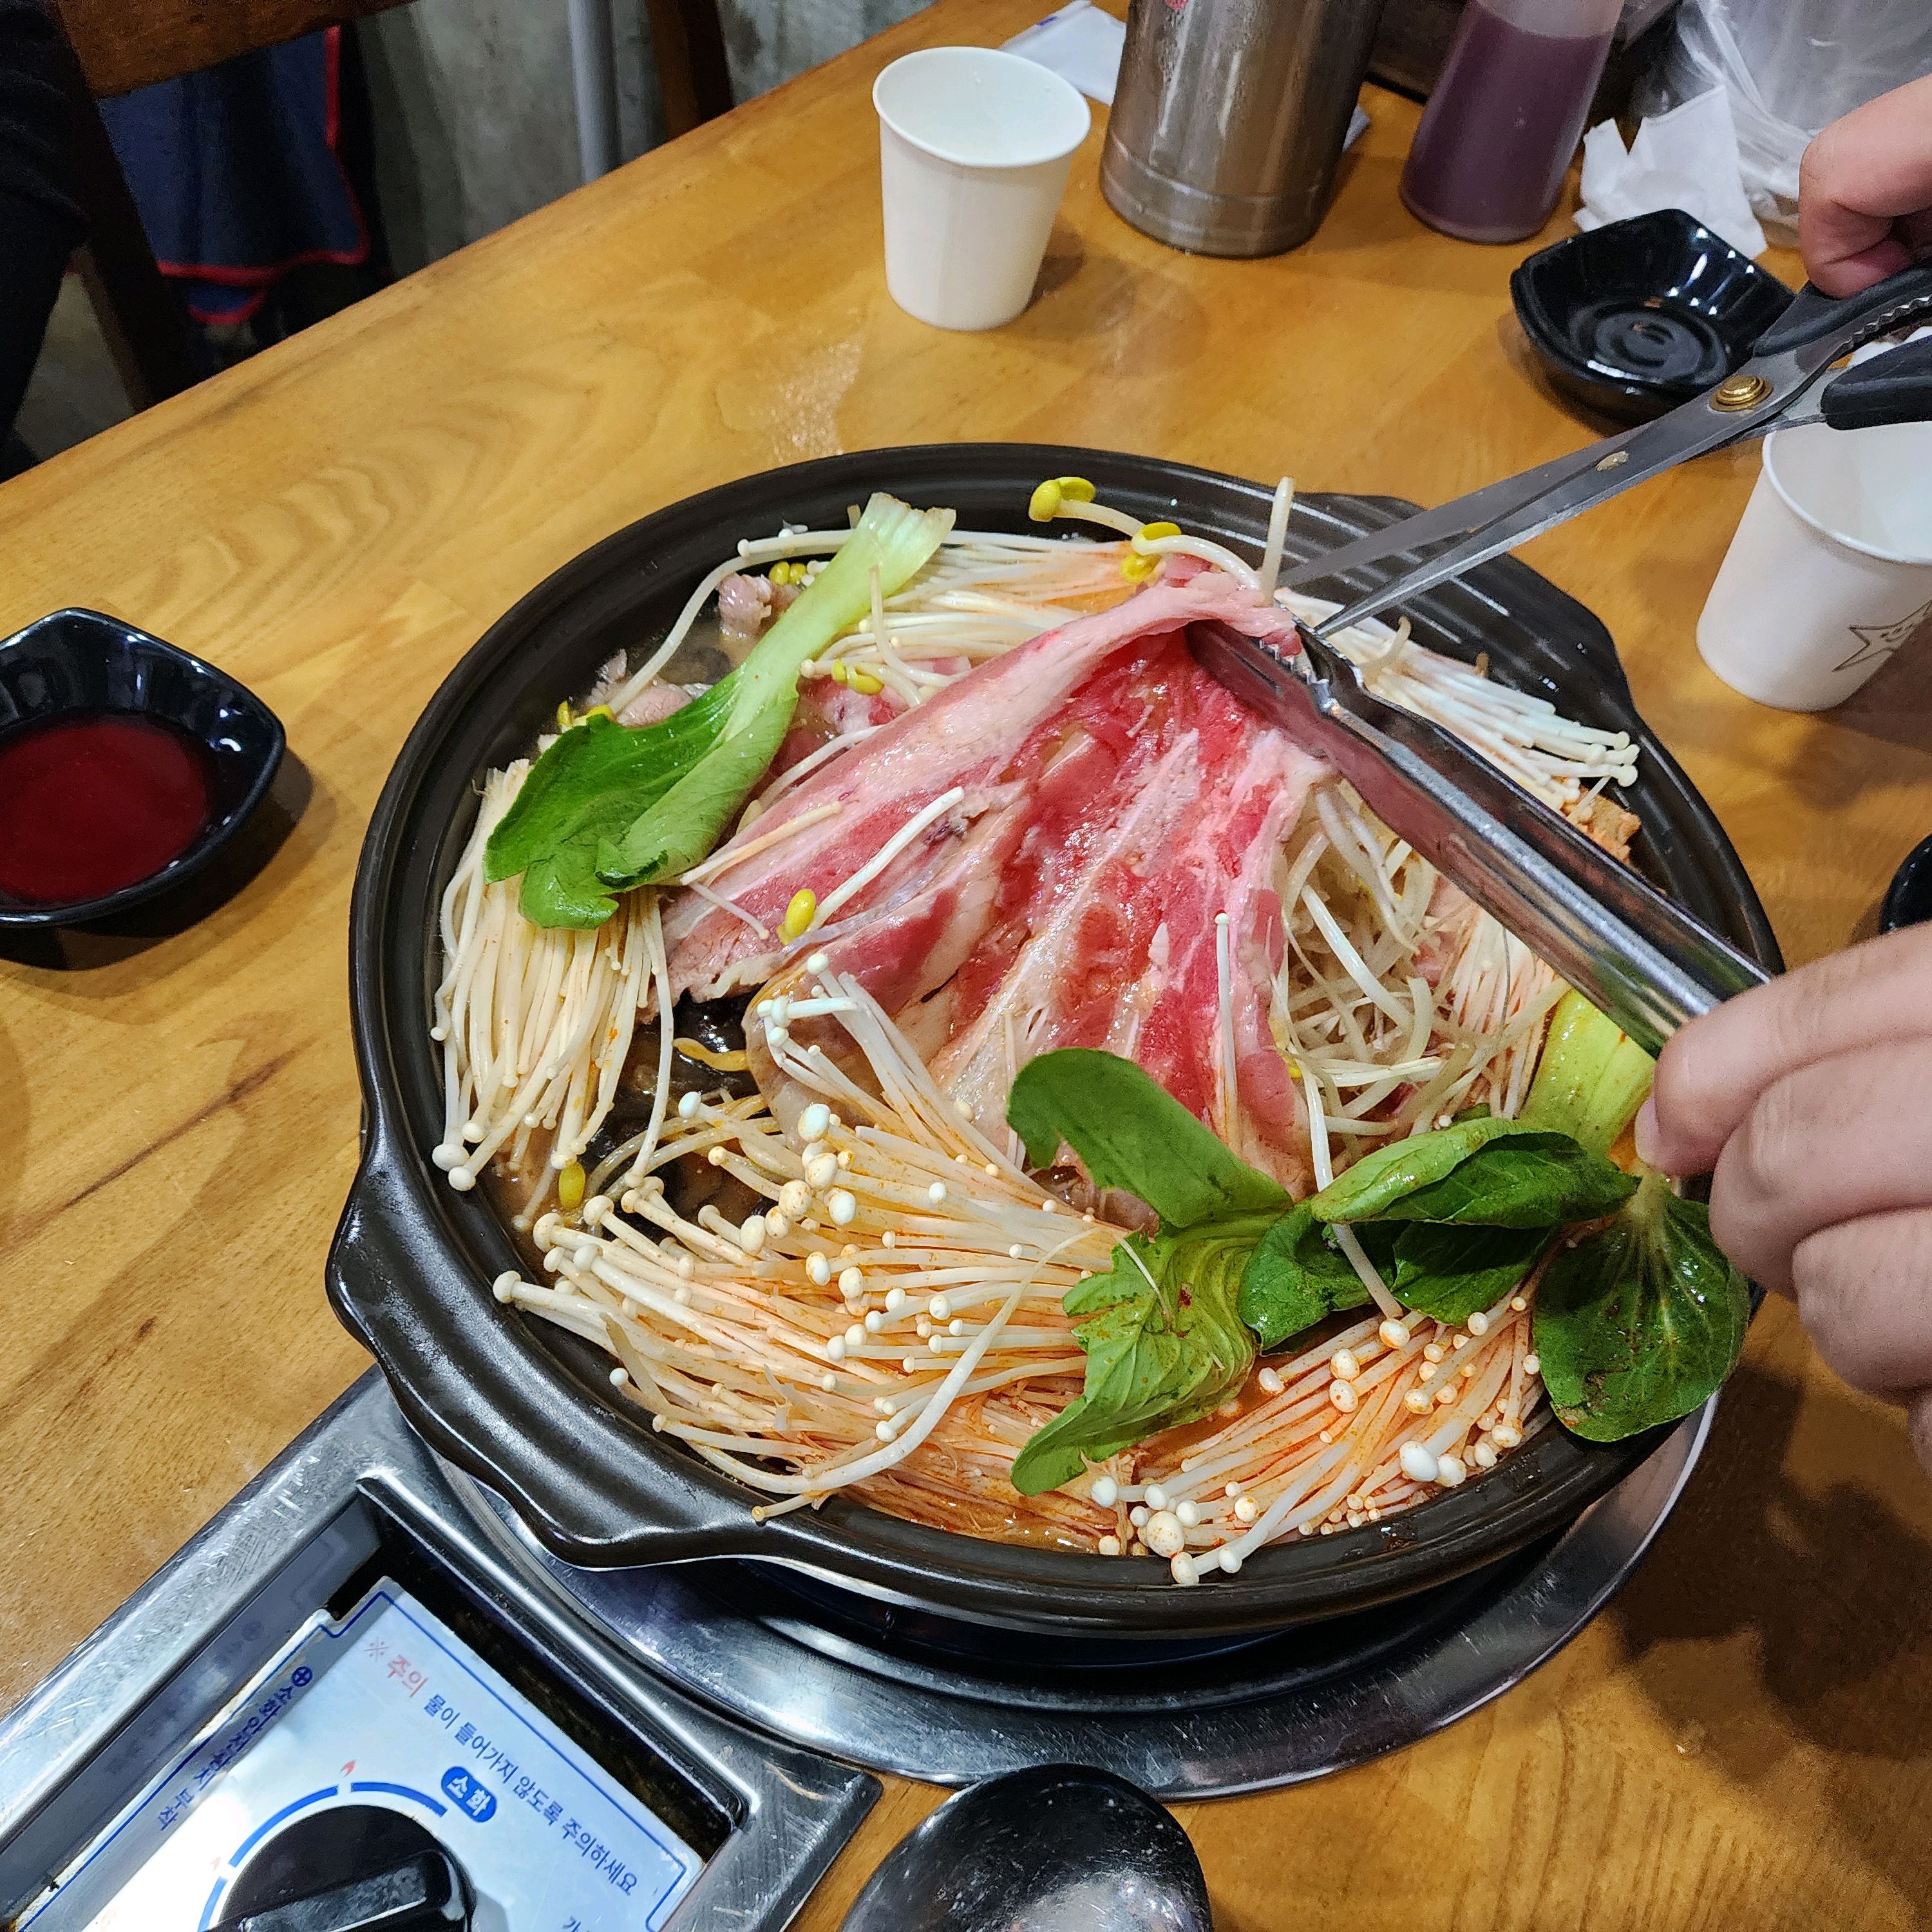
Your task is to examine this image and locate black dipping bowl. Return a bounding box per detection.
[1882,835,1932,933]
[0,608,285,927]
[1512,208,1793,424]
[329,445,1781,1639]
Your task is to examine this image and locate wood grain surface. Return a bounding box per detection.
[6,4,1932,1926]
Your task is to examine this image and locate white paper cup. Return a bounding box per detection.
[1696,420,1932,711]
[873,46,1091,332]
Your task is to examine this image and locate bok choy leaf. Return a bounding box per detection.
[1004,1050,1283,1495]
[1237,1205,1379,1349]
[1237,1115,1633,1347]
[486,492,954,926]
[1533,1173,1750,1441]
[1009,1220,1270,1497]
[1007,1047,1291,1227]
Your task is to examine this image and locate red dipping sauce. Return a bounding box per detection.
[0,712,214,907]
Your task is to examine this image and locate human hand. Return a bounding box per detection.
[1799,73,1932,298]
[1636,923,1932,1462]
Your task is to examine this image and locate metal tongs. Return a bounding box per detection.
[1194,258,1932,1055]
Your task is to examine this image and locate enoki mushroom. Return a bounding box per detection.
[495,966,1551,1585]
[430,764,658,1223]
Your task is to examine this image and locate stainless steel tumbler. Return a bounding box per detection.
[1102,0,1391,257]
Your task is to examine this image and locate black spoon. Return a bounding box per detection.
[840,1764,1213,1932]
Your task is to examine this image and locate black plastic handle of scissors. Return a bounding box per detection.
[1817,332,1932,430]
[1756,256,1932,431]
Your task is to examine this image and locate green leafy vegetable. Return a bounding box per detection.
[1305,1114,1529,1223]
[1003,1050,1284,1492]
[1302,1115,1633,1230]
[1240,1209,1559,1343]
[1519,990,1655,1154]
[1002,1020,1730,1481]
[1238,1116,1629,1345]
[596,710,793,889]
[1006,1047,1291,1227]
[1533,1173,1749,1441]
[1009,1220,1267,1496]
[1236,1203,1382,1349]
[485,492,954,926]
[483,691,737,927]
[1387,1223,1554,1326]
[1374,1133,1636,1227]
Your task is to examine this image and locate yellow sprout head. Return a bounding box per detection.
[1028,475,1097,523]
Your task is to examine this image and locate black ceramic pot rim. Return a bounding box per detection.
[0,608,286,928]
[330,444,1783,1638]
[1881,833,1932,933]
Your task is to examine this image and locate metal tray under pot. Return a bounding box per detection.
[328,443,1779,1639]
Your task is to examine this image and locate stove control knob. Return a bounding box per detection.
[214,1804,473,1932]
[228,1848,470,1932]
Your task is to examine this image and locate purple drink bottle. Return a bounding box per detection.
[1401,0,1622,243]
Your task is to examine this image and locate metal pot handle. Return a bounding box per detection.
[327,1135,765,1567]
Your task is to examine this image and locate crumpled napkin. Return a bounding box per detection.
[1577,86,1766,258]
[1002,1,1127,105]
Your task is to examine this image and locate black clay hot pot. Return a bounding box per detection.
[330,444,1779,1638]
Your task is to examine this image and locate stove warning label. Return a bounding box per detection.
[26,1581,705,1932]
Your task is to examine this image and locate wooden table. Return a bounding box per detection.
[8,5,1932,1925]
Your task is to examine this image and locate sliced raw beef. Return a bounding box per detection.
[661,570,1326,1187]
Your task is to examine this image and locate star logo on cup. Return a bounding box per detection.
[1833,597,1932,676]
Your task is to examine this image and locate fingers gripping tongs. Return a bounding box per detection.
[1194,256,1932,1056]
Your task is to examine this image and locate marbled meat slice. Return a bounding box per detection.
[925,681,1314,1186]
[661,569,1324,1184]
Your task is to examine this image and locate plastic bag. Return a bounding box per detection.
[1637,0,1932,243]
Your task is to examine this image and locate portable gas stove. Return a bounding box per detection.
[0,1373,1707,1929]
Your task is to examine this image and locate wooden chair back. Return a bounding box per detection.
[52,0,413,100]
[643,0,734,140]
[46,0,416,413]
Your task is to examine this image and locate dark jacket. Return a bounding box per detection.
[1,0,86,440]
